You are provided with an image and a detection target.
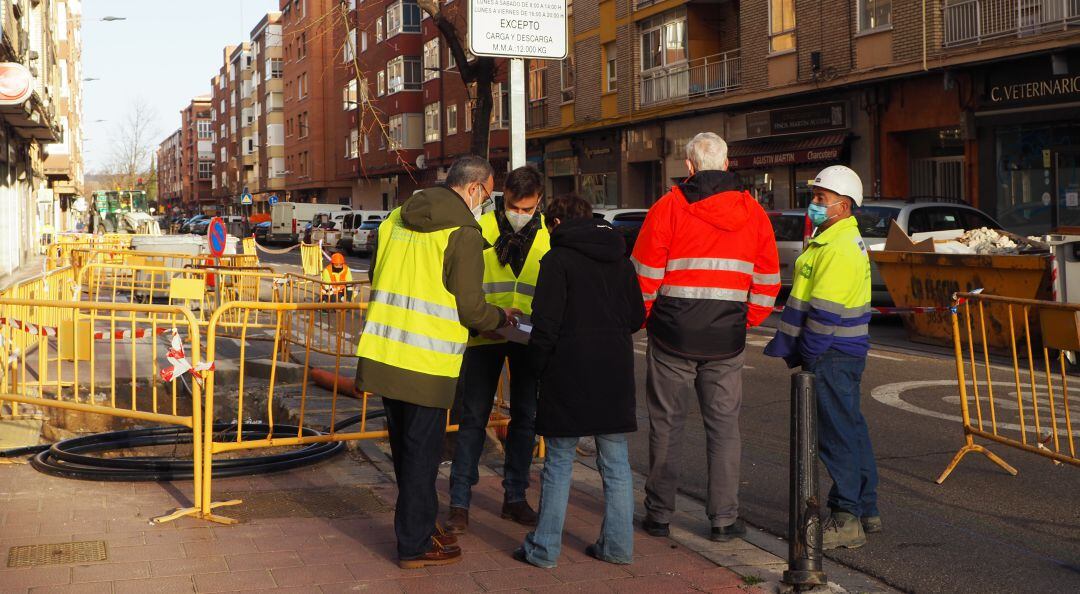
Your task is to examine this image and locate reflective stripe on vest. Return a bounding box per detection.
[356,208,468,377]
[470,211,550,346]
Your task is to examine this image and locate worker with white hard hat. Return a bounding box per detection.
[764,164,880,550]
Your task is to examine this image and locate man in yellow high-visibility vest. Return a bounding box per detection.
[355,156,520,569]
[764,165,878,550]
[446,166,549,534]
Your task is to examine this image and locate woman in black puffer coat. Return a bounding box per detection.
[515,194,646,570]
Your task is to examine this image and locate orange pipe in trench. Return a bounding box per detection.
[307,366,361,399]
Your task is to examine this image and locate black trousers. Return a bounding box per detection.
[383,396,447,560]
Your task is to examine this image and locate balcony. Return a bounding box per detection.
[944,0,1080,47]
[639,51,741,108]
[526,99,547,128]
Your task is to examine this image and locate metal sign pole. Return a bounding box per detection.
[509,57,526,170]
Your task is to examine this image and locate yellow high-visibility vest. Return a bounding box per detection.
[470,211,550,346]
[356,208,468,377]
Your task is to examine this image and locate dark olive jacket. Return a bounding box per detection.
[355,186,506,409]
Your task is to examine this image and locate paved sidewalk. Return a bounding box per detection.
[0,432,894,594]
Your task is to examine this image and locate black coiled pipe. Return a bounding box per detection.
[25,412,383,482]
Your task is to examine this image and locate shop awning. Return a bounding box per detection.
[727,132,849,170]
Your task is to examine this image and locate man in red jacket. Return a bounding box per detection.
[631,132,780,542]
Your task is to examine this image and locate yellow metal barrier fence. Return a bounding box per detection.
[0,297,208,522]
[938,291,1080,483]
[200,301,524,522]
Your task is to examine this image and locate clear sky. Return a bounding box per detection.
[82,0,279,172]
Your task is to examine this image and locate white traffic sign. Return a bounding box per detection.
[468,0,568,59]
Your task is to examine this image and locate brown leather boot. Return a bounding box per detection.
[434,523,458,546]
[398,537,462,569]
[501,500,539,527]
[445,507,469,535]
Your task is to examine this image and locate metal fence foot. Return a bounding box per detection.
[935,443,1017,484]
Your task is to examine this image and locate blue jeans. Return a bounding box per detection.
[521,434,634,568]
[810,350,879,518]
[450,343,537,508]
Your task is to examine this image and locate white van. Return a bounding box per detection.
[269,202,349,244]
[349,211,391,255]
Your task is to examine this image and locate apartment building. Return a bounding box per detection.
[210,45,238,210]
[279,0,355,206]
[355,0,511,207]
[0,0,68,278]
[230,43,255,206]
[42,0,84,233]
[157,129,182,205]
[181,97,213,207]
[527,0,1080,236]
[250,12,285,212]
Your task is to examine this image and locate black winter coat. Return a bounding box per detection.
[530,217,646,437]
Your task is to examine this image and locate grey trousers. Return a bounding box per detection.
[643,344,744,528]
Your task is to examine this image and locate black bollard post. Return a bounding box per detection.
[782,371,827,590]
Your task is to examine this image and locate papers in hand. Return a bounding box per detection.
[495,321,532,344]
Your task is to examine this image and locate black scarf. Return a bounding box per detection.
[492,209,542,276]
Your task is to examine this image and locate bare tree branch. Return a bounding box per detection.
[417,0,496,159]
[106,98,158,189]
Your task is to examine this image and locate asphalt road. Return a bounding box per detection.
[255,249,1080,593]
[624,323,1080,594]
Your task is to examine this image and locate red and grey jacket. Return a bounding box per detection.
[631,171,780,360]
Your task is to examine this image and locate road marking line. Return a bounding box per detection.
[868,352,906,361]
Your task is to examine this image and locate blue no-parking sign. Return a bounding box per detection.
[208,217,227,257]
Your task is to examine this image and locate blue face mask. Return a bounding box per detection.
[807,202,840,227]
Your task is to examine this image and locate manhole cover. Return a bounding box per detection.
[218,486,391,521]
[7,541,107,568]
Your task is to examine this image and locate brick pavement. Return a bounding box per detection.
[0,444,768,594]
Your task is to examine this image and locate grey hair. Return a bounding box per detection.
[685,132,729,172]
[445,155,494,189]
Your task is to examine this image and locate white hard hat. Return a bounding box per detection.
[811,165,864,207]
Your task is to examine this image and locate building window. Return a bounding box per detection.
[386,56,422,93]
[376,17,384,43]
[344,28,356,62]
[388,113,422,150]
[446,104,458,135]
[198,161,213,180]
[295,0,305,19]
[447,47,456,70]
[347,129,359,159]
[423,38,440,81]
[604,44,617,92]
[580,173,618,208]
[299,151,309,177]
[386,0,421,37]
[640,8,687,72]
[769,0,796,53]
[298,73,308,99]
[361,30,368,52]
[561,55,575,102]
[298,32,307,59]
[465,99,474,131]
[858,0,891,32]
[269,59,283,79]
[363,132,370,154]
[197,121,212,139]
[424,102,441,143]
[528,60,546,101]
[377,70,386,96]
[298,112,309,138]
[344,79,358,110]
[491,83,509,129]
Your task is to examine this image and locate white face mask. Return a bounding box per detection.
[469,186,486,220]
[505,210,535,232]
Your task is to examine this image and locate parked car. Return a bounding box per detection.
[855,198,1003,303]
[339,210,390,252]
[593,209,649,256]
[350,219,383,255]
[768,210,811,289]
[179,215,208,234]
[190,218,212,235]
[253,221,271,243]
